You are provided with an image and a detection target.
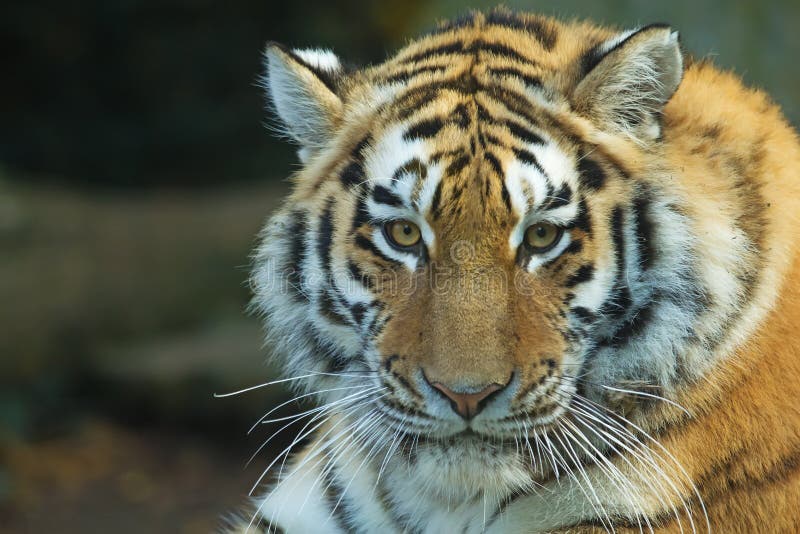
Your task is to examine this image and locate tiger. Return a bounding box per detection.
[227,8,800,534]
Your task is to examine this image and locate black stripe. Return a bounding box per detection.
[452,103,470,128]
[566,264,594,288]
[633,193,656,270]
[355,234,397,265]
[306,330,349,373]
[425,13,477,35]
[385,64,447,83]
[467,39,534,65]
[476,103,493,122]
[401,41,464,64]
[600,285,633,321]
[318,199,335,274]
[483,151,503,176]
[396,89,439,119]
[395,76,478,104]
[269,42,341,94]
[286,211,309,302]
[447,183,464,206]
[404,117,444,140]
[347,260,373,291]
[351,196,371,231]
[481,84,542,129]
[505,119,545,145]
[543,183,572,210]
[340,135,370,189]
[610,206,626,275]
[485,10,558,50]
[319,290,349,326]
[353,134,371,158]
[315,199,348,335]
[445,154,471,177]
[580,41,608,79]
[577,155,606,190]
[430,180,444,219]
[372,184,403,207]
[512,148,546,175]
[401,75,539,129]
[602,301,656,347]
[562,239,583,256]
[500,182,512,212]
[600,206,634,320]
[394,158,427,182]
[489,66,542,89]
[429,148,462,163]
[340,161,364,189]
[483,133,503,146]
[571,306,595,323]
[350,302,367,326]
[323,466,352,532]
[569,198,592,235]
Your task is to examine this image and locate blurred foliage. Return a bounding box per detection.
[0,0,426,187]
[0,0,797,531]
[1,0,797,187]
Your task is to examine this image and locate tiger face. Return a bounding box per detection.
[253,11,706,491]
[236,8,800,533]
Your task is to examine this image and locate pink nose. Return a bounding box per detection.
[430,381,504,419]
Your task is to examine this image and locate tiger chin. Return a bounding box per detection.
[226,8,800,534]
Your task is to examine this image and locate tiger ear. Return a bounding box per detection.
[263,43,344,161]
[572,25,683,141]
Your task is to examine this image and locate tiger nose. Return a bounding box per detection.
[427,379,506,419]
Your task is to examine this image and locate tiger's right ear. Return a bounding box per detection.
[263,43,344,161]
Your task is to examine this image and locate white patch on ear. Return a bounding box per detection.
[596,28,638,55]
[262,44,344,160]
[574,26,683,142]
[292,48,342,73]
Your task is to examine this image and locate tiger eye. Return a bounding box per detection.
[385,220,421,248]
[524,222,562,252]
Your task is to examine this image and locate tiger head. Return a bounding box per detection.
[252,10,712,491]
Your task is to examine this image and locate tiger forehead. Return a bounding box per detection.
[368,10,615,101]
[348,14,611,227]
[361,94,583,224]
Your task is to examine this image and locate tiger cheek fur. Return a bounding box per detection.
[231,8,800,534]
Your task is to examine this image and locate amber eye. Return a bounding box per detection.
[524,222,562,252]
[384,219,422,249]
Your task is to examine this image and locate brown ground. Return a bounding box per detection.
[1,420,257,534]
[0,178,294,533]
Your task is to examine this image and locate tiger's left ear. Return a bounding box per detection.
[263,43,345,162]
[572,25,683,141]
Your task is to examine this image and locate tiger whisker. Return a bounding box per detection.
[252,384,383,430]
[575,393,708,529]
[570,396,702,533]
[257,396,389,530]
[245,386,383,468]
[551,422,615,533]
[214,372,347,398]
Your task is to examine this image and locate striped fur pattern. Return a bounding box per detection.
[233,9,800,533]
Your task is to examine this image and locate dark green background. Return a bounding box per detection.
[1,1,797,531]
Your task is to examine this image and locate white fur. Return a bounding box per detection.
[263,46,342,157]
[293,48,341,73]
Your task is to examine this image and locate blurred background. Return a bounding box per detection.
[0,0,797,532]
